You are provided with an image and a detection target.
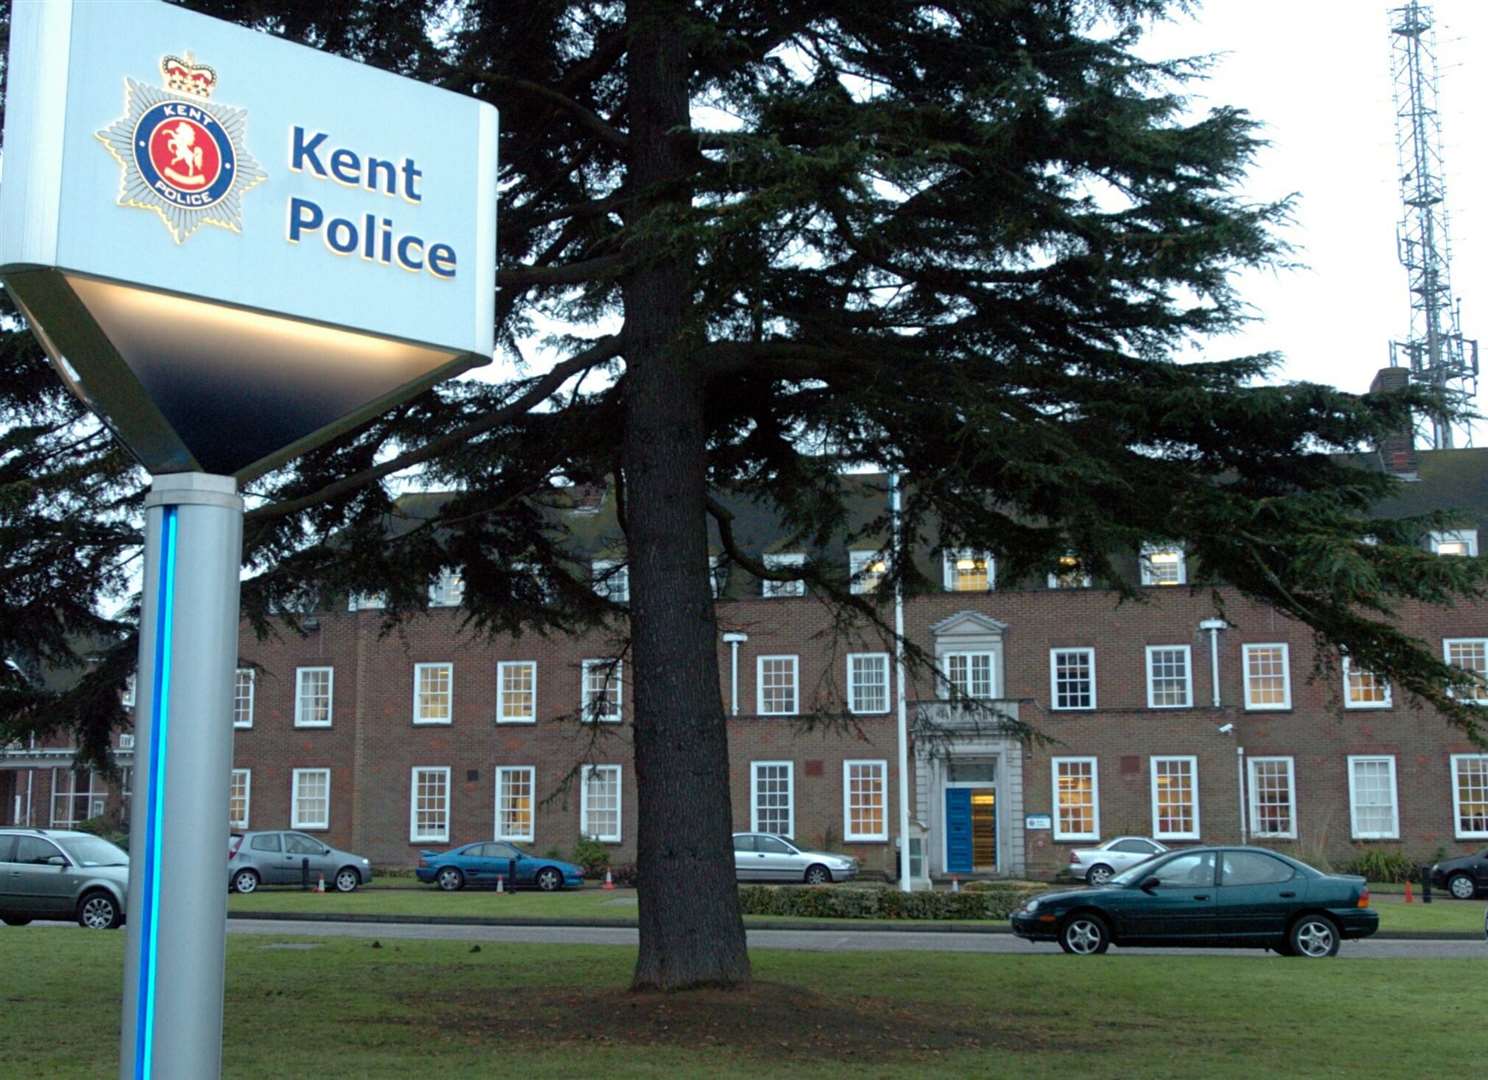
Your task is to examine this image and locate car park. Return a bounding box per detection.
[1427,848,1488,899]
[1012,846,1377,957]
[0,828,129,929]
[732,832,859,884]
[415,841,585,891]
[228,831,372,893]
[1063,836,1168,885]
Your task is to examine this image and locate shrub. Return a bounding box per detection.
[76,816,128,848]
[1342,850,1421,884]
[570,837,611,878]
[735,883,1043,921]
[608,862,640,887]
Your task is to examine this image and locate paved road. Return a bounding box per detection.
[221,918,1487,959]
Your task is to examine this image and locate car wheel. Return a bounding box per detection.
[334,868,361,893]
[78,892,121,930]
[231,869,260,895]
[2,916,33,927]
[803,864,832,886]
[436,867,465,892]
[535,867,563,892]
[1448,873,1476,900]
[1085,864,1115,887]
[1288,914,1340,958]
[1058,913,1110,955]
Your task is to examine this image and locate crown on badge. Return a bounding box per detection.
[161,54,217,99]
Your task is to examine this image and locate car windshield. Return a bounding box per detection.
[57,835,128,867]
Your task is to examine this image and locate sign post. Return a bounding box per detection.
[0,3,497,1077]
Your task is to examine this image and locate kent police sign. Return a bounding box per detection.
[0,0,498,479]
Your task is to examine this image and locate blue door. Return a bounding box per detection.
[945,789,973,873]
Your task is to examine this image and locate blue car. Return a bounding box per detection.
[415,841,585,892]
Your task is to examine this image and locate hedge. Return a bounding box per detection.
[736,882,1042,920]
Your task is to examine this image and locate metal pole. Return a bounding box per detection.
[890,472,913,892]
[120,473,243,1080]
[1236,746,1248,846]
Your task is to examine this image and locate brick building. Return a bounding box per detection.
[5,446,1488,883]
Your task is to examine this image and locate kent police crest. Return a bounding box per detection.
[96,54,266,244]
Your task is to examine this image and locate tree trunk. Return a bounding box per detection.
[622,0,751,991]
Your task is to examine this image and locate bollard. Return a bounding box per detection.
[302,857,310,891]
[1421,866,1432,904]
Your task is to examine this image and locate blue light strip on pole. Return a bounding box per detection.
[134,506,177,1080]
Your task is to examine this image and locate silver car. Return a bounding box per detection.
[1064,836,1168,885]
[733,832,859,884]
[229,830,372,893]
[0,828,130,929]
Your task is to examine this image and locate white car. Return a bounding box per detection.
[732,832,858,884]
[1064,836,1168,886]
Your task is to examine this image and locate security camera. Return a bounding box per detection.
[1217,723,1235,735]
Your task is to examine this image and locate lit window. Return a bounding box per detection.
[229,769,251,829]
[1047,553,1091,589]
[941,651,996,700]
[1430,529,1478,557]
[497,661,537,723]
[291,768,330,830]
[581,659,623,723]
[1452,755,1488,839]
[1248,757,1296,839]
[1053,758,1099,841]
[294,667,334,728]
[751,761,794,836]
[843,760,888,841]
[846,653,889,714]
[942,549,994,592]
[1140,544,1186,586]
[413,663,453,725]
[1343,657,1391,709]
[1444,638,1488,704]
[347,592,387,611]
[428,569,465,608]
[1050,648,1096,710]
[495,766,535,841]
[1242,644,1291,710]
[761,553,806,598]
[1145,646,1192,709]
[233,668,255,729]
[1347,756,1399,839]
[409,767,450,843]
[592,559,629,603]
[1150,756,1199,839]
[757,655,799,716]
[580,764,622,842]
[848,550,888,594]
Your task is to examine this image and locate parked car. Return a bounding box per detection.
[1427,848,1488,899]
[415,841,585,891]
[733,832,859,884]
[228,831,372,894]
[1011,846,1378,957]
[1063,836,1168,885]
[0,828,129,929]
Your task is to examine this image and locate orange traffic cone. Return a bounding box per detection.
[602,868,616,891]
[316,874,325,894]
[496,874,506,894]
[1404,879,1414,904]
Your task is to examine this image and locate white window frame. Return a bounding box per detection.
[708,555,728,599]
[1049,648,1096,711]
[761,553,806,598]
[494,765,536,842]
[1451,754,1488,840]
[941,549,994,592]
[1443,638,1488,704]
[1052,757,1100,841]
[1342,657,1392,709]
[496,660,537,723]
[1347,755,1400,840]
[580,764,622,843]
[1047,553,1092,589]
[122,674,136,708]
[229,769,251,830]
[581,659,623,723]
[233,667,255,729]
[412,662,454,726]
[940,650,998,700]
[294,667,334,728]
[592,558,629,603]
[290,768,331,831]
[408,766,451,844]
[1242,643,1292,711]
[750,761,795,837]
[843,759,889,842]
[1150,755,1200,840]
[1247,756,1297,840]
[756,655,800,716]
[1145,646,1193,709]
[347,591,387,611]
[428,568,464,608]
[846,653,890,715]
[1430,529,1478,557]
[848,549,887,594]
[1139,543,1187,586]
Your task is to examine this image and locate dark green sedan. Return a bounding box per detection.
[1011,846,1378,957]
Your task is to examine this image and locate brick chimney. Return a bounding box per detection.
[1369,366,1418,476]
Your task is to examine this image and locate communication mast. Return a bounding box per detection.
[1388,0,1478,449]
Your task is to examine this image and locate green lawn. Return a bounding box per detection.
[2,926,1479,1078]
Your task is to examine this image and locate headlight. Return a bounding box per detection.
[1024,900,1039,914]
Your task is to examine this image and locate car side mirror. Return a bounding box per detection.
[47,855,67,868]
[1139,875,1161,892]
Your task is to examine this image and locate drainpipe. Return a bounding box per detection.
[890,472,913,893]
[1199,618,1226,708]
[25,767,33,826]
[722,633,747,716]
[1237,745,1248,846]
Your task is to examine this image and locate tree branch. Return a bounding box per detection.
[497,255,627,289]
[451,67,629,151]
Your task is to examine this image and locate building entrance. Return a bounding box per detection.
[944,759,998,874]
